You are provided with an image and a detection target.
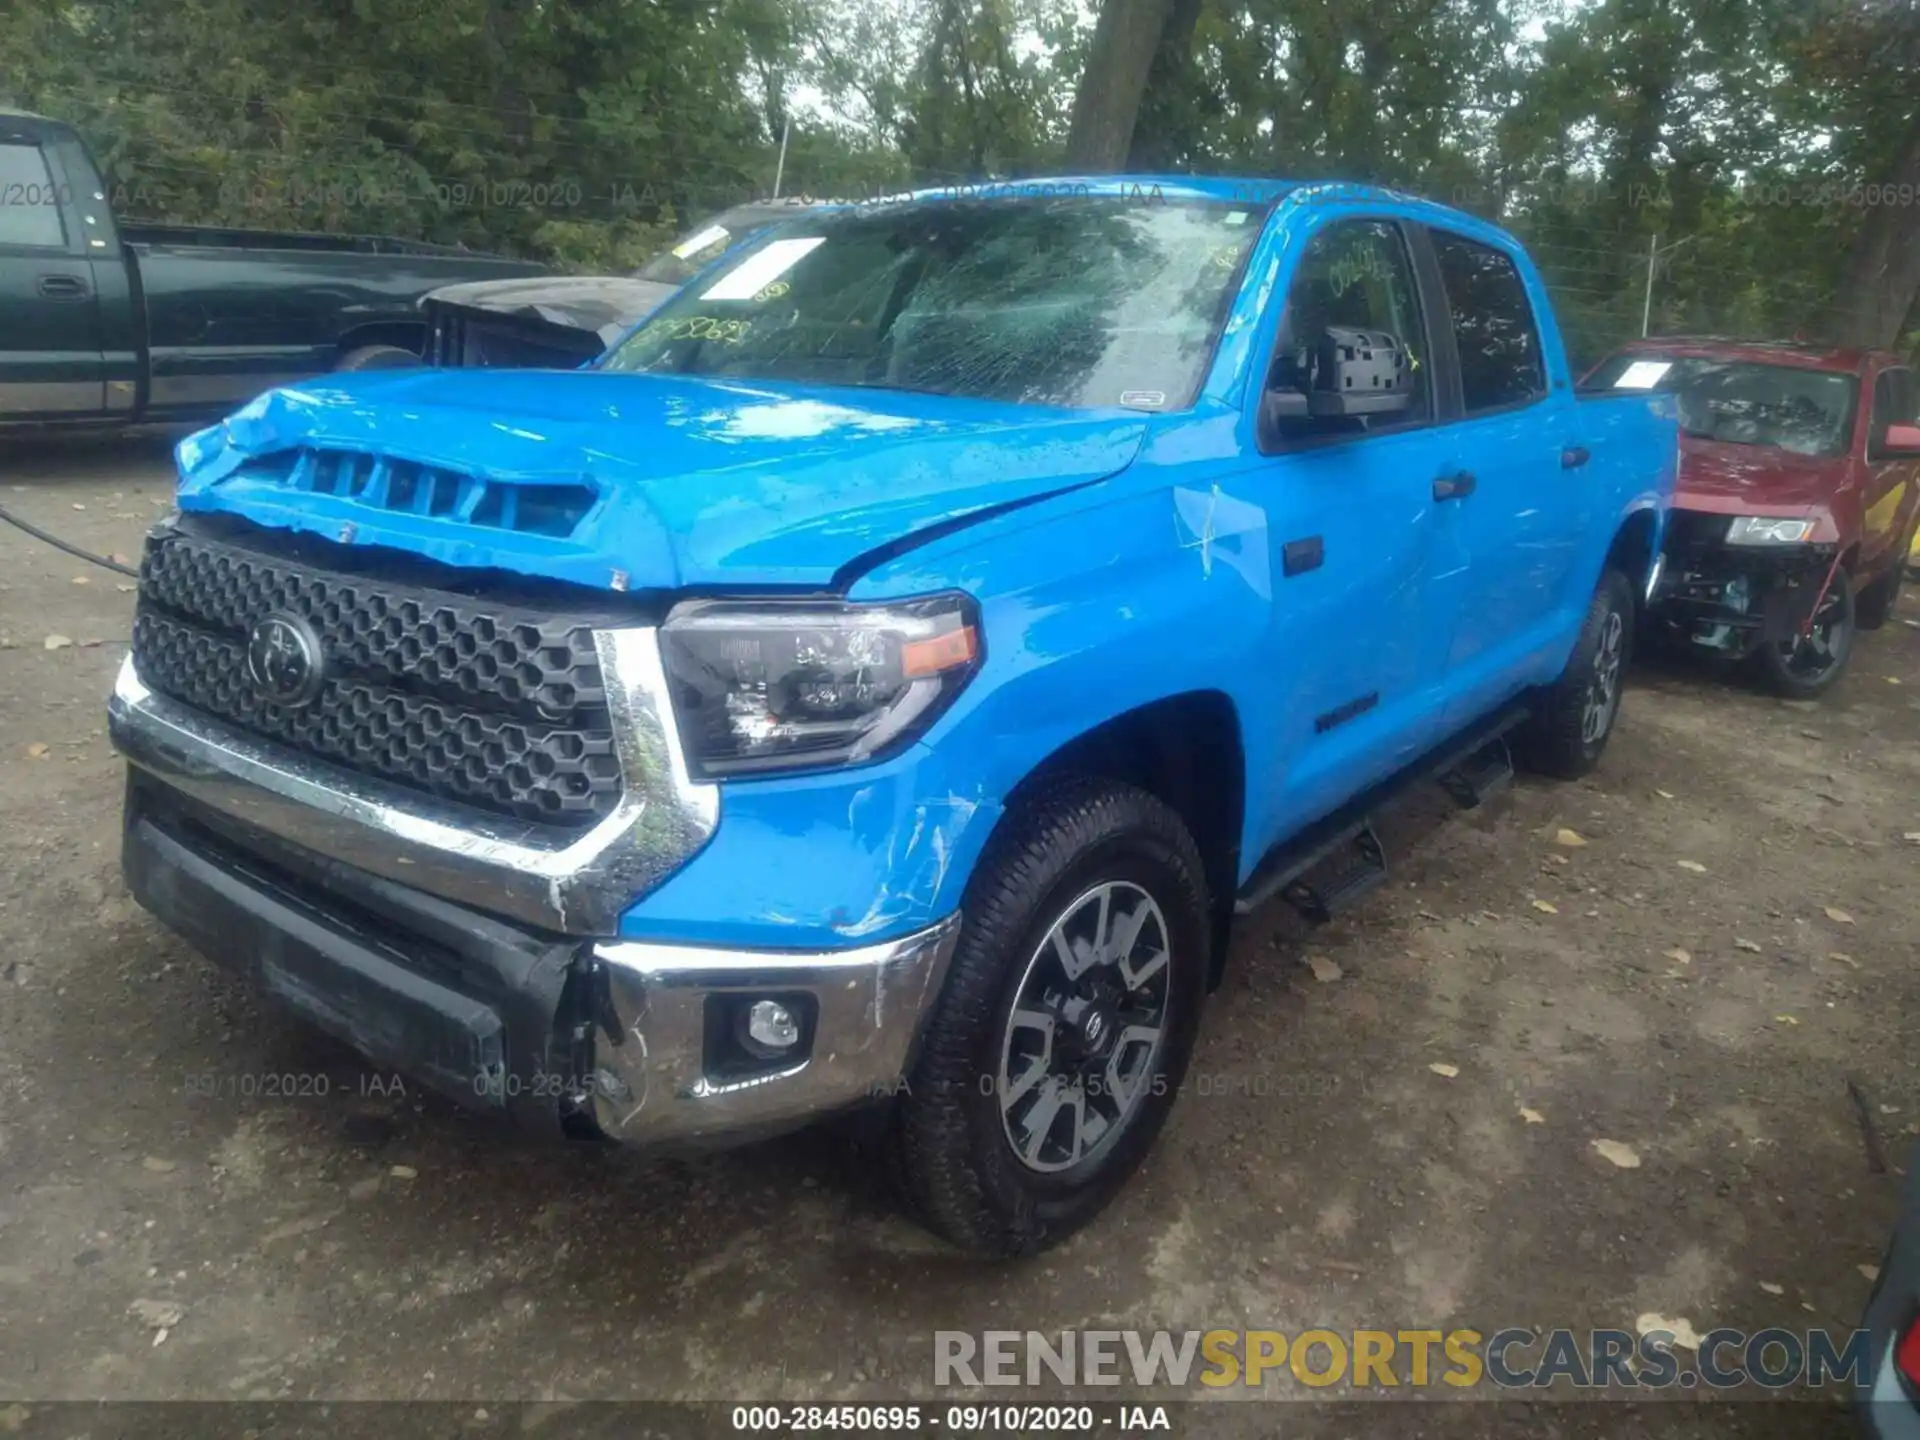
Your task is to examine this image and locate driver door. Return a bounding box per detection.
[1241,216,1467,843]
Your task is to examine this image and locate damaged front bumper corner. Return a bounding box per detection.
[585,918,960,1146]
[119,758,960,1152]
[1648,517,1839,657]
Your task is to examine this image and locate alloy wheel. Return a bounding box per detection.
[1581,608,1624,745]
[996,880,1172,1175]
[1775,584,1850,682]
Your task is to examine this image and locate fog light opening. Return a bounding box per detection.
[740,998,802,1059]
[706,992,816,1076]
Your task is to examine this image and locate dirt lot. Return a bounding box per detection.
[0,432,1914,1436]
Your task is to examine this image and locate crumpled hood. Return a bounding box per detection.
[425,275,677,346]
[1675,434,1847,513]
[176,368,1150,592]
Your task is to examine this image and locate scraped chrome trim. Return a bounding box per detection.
[588,915,961,1146]
[107,628,718,935]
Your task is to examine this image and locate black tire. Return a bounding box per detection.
[1753,567,1855,699]
[888,778,1210,1257]
[335,343,420,372]
[1855,562,1903,631]
[1513,568,1634,780]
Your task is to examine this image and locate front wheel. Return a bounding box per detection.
[1514,567,1634,779]
[1753,568,1855,698]
[889,779,1209,1256]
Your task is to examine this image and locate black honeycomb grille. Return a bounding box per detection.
[131,524,625,829]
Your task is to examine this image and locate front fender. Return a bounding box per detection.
[615,481,1265,948]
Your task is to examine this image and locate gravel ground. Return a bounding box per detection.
[1,431,1915,1437]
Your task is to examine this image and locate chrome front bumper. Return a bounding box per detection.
[123,764,960,1148]
[106,631,718,935]
[112,629,961,1148]
[587,917,960,1146]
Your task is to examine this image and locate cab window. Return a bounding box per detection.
[1431,231,1546,412]
[0,143,68,249]
[1262,219,1431,446]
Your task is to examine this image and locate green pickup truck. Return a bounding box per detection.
[0,110,545,429]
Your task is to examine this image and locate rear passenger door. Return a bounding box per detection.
[1418,228,1589,721]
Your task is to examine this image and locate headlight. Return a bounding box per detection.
[659,595,981,778]
[1726,515,1816,546]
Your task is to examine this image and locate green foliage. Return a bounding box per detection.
[0,0,1911,353]
[0,0,792,266]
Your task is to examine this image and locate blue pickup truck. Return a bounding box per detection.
[108,178,1676,1255]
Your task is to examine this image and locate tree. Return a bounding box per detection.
[1821,131,1920,348]
[1125,0,1205,170]
[1798,0,1920,347]
[1063,0,1178,170]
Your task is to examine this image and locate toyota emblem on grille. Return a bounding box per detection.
[245,613,326,707]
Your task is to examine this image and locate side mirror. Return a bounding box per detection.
[1263,326,1414,433]
[1261,386,1310,429]
[1307,326,1414,417]
[1882,423,1920,457]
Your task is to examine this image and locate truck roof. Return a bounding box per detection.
[881,175,1453,209]
[884,175,1297,205]
[1619,336,1890,375]
[874,174,1530,254]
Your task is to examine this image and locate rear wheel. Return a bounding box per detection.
[1514,568,1634,779]
[889,779,1209,1256]
[1753,568,1854,698]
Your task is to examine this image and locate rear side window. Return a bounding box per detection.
[0,143,68,249]
[1431,232,1544,412]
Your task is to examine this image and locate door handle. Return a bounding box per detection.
[1561,445,1591,470]
[1432,471,1476,501]
[36,274,90,300]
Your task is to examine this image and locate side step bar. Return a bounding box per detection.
[1439,735,1515,809]
[1280,821,1387,922]
[1235,704,1529,920]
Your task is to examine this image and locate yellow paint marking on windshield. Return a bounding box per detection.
[638,315,754,344]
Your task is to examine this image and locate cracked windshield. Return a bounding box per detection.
[1588,355,1859,457]
[602,197,1262,409]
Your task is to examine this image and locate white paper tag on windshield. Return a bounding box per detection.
[671,224,731,259]
[702,238,827,301]
[1613,359,1673,389]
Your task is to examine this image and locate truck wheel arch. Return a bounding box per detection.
[1608,506,1660,605]
[995,691,1245,988]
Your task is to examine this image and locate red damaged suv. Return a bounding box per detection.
[1584,340,1920,696]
